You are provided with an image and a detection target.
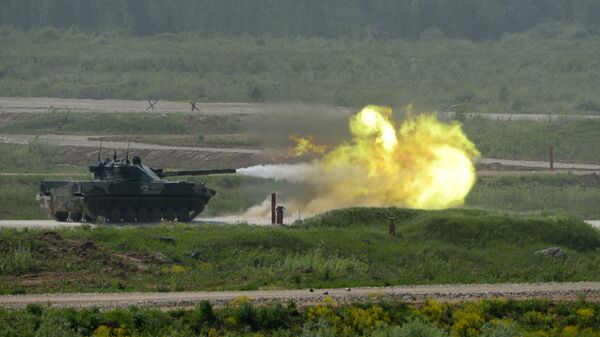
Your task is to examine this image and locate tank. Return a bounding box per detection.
[37,155,236,223]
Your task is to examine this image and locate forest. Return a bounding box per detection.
[2,0,600,40]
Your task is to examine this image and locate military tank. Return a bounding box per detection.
[37,154,235,223]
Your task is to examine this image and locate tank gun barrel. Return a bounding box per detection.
[159,168,236,178]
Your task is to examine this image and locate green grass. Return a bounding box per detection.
[465,174,600,219]
[463,117,600,162]
[0,142,57,172]
[1,298,599,337]
[0,208,598,294]
[0,112,243,136]
[1,28,600,112]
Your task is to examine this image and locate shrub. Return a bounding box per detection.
[26,304,44,317]
[480,321,522,337]
[36,313,80,337]
[190,301,216,332]
[371,319,448,337]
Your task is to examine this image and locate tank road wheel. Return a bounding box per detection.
[123,209,136,223]
[150,208,162,222]
[163,208,176,221]
[53,212,68,222]
[109,209,122,223]
[192,200,206,214]
[69,212,82,222]
[137,209,150,223]
[177,208,191,222]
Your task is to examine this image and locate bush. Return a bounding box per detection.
[190,301,216,332]
[480,321,522,337]
[371,319,448,337]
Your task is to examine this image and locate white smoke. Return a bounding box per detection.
[237,162,321,183]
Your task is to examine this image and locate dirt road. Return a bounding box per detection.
[0,134,266,168]
[0,97,352,115]
[0,97,270,114]
[0,134,262,154]
[4,134,600,170]
[2,219,598,229]
[2,97,598,121]
[478,158,600,171]
[0,282,598,309]
[461,112,600,121]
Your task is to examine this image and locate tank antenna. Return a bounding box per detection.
[125,137,131,161]
[113,149,117,161]
[97,139,103,161]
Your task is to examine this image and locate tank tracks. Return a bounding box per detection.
[54,196,208,224]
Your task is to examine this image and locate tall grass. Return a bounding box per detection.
[1,28,600,112]
[466,174,600,219]
[0,141,57,172]
[0,208,598,294]
[464,117,600,162]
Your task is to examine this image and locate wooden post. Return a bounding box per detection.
[549,145,554,171]
[388,217,396,236]
[271,192,276,225]
[276,206,285,225]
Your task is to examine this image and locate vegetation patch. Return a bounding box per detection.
[0,298,599,336]
[463,117,600,163]
[0,208,598,294]
[1,29,600,112]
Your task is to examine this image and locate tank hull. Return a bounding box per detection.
[38,180,215,223]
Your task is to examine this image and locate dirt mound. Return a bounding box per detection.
[27,233,164,275]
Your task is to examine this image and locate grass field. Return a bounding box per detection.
[1,208,598,295]
[1,28,600,113]
[463,117,600,163]
[4,108,600,163]
[1,298,599,337]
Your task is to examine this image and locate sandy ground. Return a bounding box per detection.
[478,158,600,170]
[4,133,600,170]
[0,134,267,168]
[0,219,226,228]
[0,282,598,309]
[0,134,261,154]
[1,219,598,229]
[0,97,352,115]
[461,112,600,121]
[2,97,599,121]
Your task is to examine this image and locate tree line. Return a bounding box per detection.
[1,0,599,39]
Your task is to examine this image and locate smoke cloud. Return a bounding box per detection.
[232,105,480,221]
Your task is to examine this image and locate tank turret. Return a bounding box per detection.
[38,155,235,224]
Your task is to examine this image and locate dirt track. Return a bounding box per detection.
[478,158,600,171]
[0,97,352,115]
[0,97,271,114]
[4,133,600,170]
[0,134,261,154]
[2,97,599,121]
[0,282,598,309]
[0,134,267,168]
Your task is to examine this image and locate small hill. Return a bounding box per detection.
[298,207,600,251]
[1,208,599,294]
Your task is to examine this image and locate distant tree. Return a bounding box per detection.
[574,0,600,34]
[0,0,598,39]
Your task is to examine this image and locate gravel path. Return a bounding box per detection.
[0,97,352,115]
[3,134,600,169]
[0,134,262,154]
[1,97,598,121]
[0,282,598,309]
[461,112,600,121]
[479,158,600,170]
[0,97,271,115]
